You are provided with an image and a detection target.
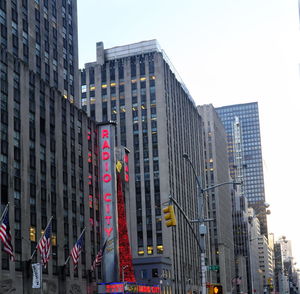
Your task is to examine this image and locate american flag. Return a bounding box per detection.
[91,240,107,271]
[0,208,14,261]
[71,233,84,269]
[37,221,52,267]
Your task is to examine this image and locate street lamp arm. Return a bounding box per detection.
[201,181,241,193]
[183,154,202,189]
[183,154,241,194]
[168,195,202,252]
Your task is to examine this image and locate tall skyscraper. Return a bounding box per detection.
[215,102,268,236]
[0,0,79,104]
[80,40,203,293]
[197,104,235,293]
[0,0,99,292]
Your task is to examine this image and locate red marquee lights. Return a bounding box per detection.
[117,172,136,283]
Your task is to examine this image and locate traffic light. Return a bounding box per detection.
[163,205,177,227]
[212,285,222,294]
[208,284,222,294]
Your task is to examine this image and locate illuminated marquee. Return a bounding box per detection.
[98,283,160,294]
[98,122,119,283]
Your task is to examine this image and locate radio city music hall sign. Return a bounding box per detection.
[98,122,119,282]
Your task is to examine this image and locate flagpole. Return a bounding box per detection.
[30,216,53,260]
[64,227,86,265]
[0,203,9,223]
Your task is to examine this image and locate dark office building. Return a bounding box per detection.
[0,0,98,293]
[215,102,268,236]
[80,40,203,293]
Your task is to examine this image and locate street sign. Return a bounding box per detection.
[207,265,220,271]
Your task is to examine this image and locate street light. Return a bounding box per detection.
[183,153,240,294]
[122,265,128,283]
[122,265,129,294]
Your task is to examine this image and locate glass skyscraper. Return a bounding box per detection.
[215,102,268,236]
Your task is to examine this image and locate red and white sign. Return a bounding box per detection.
[98,123,119,283]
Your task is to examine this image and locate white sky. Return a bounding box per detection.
[78,0,300,266]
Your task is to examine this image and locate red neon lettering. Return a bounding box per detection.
[102,140,110,149]
[124,154,128,163]
[125,165,129,172]
[102,151,110,160]
[105,162,109,171]
[104,193,112,202]
[105,216,112,224]
[106,204,111,214]
[103,174,111,182]
[104,227,113,237]
[125,174,129,182]
[102,129,109,138]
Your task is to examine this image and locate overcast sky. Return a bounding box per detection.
[78,0,300,265]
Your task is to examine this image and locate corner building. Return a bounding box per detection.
[80,40,203,293]
[0,70,103,293]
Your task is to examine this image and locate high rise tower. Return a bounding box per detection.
[0,0,79,104]
[0,1,98,293]
[216,102,268,237]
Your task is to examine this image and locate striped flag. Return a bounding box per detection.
[91,240,107,271]
[0,208,14,261]
[37,221,52,267]
[71,233,84,269]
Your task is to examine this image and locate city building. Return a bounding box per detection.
[232,194,251,294]
[80,40,204,293]
[215,102,269,237]
[257,235,274,291]
[273,237,300,294]
[274,242,285,294]
[0,0,100,293]
[0,0,79,104]
[277,236,293,262]
[227,111,253,294]
[248,208,264,294]
[197,104,235,294]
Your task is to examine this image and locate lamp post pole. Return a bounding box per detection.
[183,154,206,294]
[122,265,128,294]
[183,153,240,294]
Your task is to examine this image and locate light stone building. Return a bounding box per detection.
[80,40,204,293]
[197,104,235,294]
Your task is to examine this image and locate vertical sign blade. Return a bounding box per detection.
[98,122,119,282]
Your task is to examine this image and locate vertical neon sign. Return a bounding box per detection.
[98,122,119,283]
